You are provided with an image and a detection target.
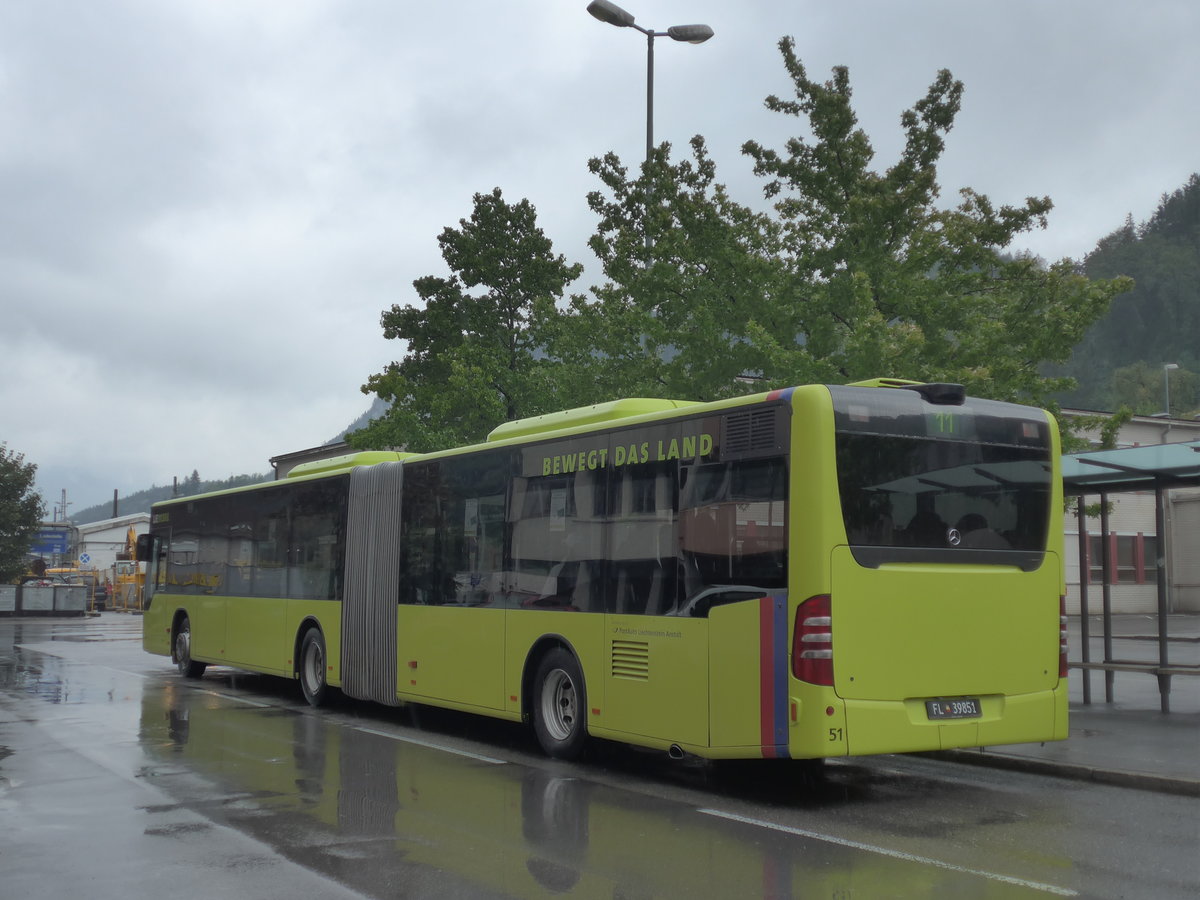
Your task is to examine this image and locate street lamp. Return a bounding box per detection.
[1163,363,1180,434]
[586,0,714,164]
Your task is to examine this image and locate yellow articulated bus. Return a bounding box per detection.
[141,379,1068,761]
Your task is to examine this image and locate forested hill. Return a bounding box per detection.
[70,397,390,526]
[1055,174,1200,413]
[72,472,269,525]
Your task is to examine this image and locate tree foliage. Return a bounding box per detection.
[1,444,45,582]
[71,472,267,526]
[356,39,1134,452]
[562,37,1127,409]
[735,38,1128,404]
[181,469,203,496]
[351,188,582,452]
[551,138,785,404]
[1102,361,1198,418]
[1058,174,1200,409]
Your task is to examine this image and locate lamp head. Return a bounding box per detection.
[587,0,635,27]
[667,24,714,44]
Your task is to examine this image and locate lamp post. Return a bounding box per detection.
[586,1,714,164]
[1163,363,1180,437]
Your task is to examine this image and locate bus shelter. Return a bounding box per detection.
[1061,440,1200,712]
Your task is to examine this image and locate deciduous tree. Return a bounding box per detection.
[356,40,1132,452]
[352,188,582,452]
[0,444,45,582]
[570,38,1128,408]
[739,37,1128,404]
[1059,175,1199,407]
[1103,361,1198,418]
[551,138,786,404]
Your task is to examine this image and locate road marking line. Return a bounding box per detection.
[349,725,507,765]
[192,687,507,765]
[698,809,1078,897]
[195,688,274,709]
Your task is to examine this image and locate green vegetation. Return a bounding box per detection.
[71,471,268,526]
[355,38,1131,451]
[1,444,45,581]
[351,188,582,453]
[1055,175,1200,416]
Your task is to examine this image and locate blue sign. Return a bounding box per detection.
[31,527,71,555]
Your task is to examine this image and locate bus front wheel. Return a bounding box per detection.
[532,648,588,760]
[299,629,329,707]
[174,616,207,679]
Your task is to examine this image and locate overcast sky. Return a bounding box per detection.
[2,0,1196,516]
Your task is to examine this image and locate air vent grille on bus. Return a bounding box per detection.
[724,408,779,455]
[611,640,650,681]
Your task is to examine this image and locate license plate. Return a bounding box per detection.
[925,698,981,720]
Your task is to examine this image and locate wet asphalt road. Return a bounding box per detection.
[1,614,1196,899]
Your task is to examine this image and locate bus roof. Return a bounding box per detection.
[486,398,699,443]
[154,381,979,509]
[285,450,414,478]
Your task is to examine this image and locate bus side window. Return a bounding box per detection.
[607,460,678,616]
[400,462,446,605]
[507,452,607,613]
[402,452,510,607]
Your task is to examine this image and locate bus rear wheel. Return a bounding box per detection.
[299,628,329,707]
[174,616,207,679]
[532,648,588,760]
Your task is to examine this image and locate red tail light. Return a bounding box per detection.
[792,594,833,686]
[1059,595,1069,679]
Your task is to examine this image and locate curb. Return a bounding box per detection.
[923,749,1200,798]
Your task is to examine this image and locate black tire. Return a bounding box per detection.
[532,648,588,760]
[174,616,207,679]
[299,628,329,707]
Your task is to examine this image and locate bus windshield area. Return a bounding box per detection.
[830,386,1052,567]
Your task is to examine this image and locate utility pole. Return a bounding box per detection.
[54,489,71,522]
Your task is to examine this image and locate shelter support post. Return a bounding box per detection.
[1154,486,1171,713]
[1099,491,1114,702]
[1075,497,1092,704]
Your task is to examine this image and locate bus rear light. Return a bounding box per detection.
[1059,595,1069,679]
[792,594,833,686]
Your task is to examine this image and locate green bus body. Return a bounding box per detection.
[142,382,1068,760]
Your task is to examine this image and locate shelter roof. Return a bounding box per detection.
[1062,440,1200,495]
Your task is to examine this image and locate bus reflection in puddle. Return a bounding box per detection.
[138,685,1050,898]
